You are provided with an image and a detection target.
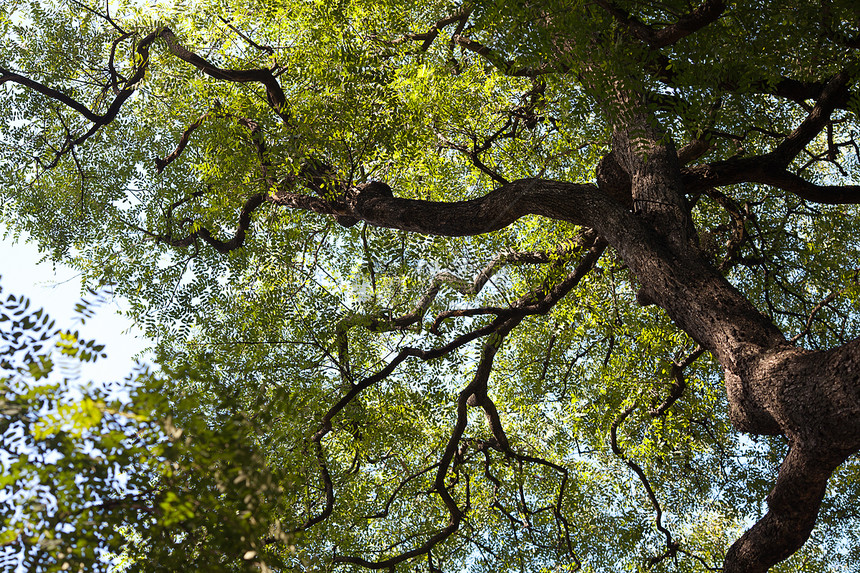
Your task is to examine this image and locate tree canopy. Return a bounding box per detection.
[2,0,860,571]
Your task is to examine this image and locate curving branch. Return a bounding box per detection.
[271,174,789,376]
[156,27,289,121]
[462,321,581,569]
[154,192,267,253]
[611,404,679,566]
[155,110,213,173]
[436,128,511,185]
[3,24,294,169]
[435,79,547,184]
[328,233,579,377]
[1,28,159,166]
[723,447,840,573]
[301,441,334,529]
[361,464,441,520]
[594,0,726,48]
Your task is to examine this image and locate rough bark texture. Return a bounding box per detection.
[299,130,860,571]
[7,5,860,570]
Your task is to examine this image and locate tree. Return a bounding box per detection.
[2,0,860,571]
[0,281,296,572]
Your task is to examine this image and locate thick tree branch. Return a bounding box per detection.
[682,73,858,203]
[723,447,840,573]
[1,29,159,164]
[683,157,860,204]
[595,0,726,48]
[157,192,267,253]
[770,72,851,165]
[272,176,787,375]
[156,27,289,121]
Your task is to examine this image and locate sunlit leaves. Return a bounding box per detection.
[0,282,302,572]
[3,0,860,572]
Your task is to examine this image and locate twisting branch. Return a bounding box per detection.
[1,28,159,167]
[460,319,581,569]
[156,27,289,121]
[301,441,334,529]
[594,0,726,48]
[611,405,679,567]
[318,233,606,443]
[150,116,287,252]
[436,79,546,184]
[361,464,441,520]
[106,32,133,93]
[155,110,213,173]
[2,23,293,168]
[425,235,592,329]
[154,192,267,253]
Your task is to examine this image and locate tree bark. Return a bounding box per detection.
[299,120,860,570]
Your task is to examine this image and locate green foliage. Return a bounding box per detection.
[0,282,301,572]
[2,1,860,572]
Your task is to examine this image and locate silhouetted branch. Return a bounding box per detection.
[611,404,679,566]
[594,0,726,48]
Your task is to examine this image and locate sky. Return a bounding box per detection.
[0,227,150,571]
[0,226,150,383]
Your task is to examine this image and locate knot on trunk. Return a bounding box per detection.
[339,181,394,227]
[357,181,394,199]
[596,152,633,208]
